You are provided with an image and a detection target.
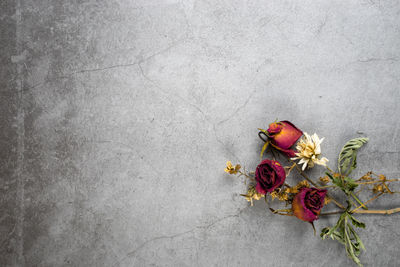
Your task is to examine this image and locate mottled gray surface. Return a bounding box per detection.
[1,0,400,266]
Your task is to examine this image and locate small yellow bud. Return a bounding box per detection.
[241,185,264,206]
[324,196,331,205]
[224,161,241,174]
[373,184,384,194]
[319,176,330,184]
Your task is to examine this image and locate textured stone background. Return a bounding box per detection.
[1,0,400,266]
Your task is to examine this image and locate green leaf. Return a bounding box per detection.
[338,137,368,176]
[348,214,366,229]
[327,172,358,194]
[321,210,365,267]
[348,225,366,251]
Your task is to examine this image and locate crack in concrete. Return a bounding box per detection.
[217,88,257,126]
[138,61,210,124]
[315,13,328,36]
[357,57,398,63]
[114,207,247,266]
[64,36,188,77]
[18,35,190,93]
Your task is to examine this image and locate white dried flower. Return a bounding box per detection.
[291,133,329,170]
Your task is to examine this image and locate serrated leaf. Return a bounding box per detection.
[338,137,368,176]
[348,214,366,229]
[321,210,365,267]
[327,172,358,195]
[348,225,366,251]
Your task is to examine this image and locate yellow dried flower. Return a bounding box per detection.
[324,196,331,205]
[278,192,289,201]
[283,188,291,194]
[373,184,384,194]
[287,187,299,194]
[224,161,241,174]
[269,189,290,202]
[319,176,330,184]
[241,186,264,206]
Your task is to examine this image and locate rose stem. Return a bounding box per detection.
[321,207,400,216]
[292,162,345,210]
[284,162,296,177]
[352,192,384,212]
[356,179,400,185]
[320,211,342,216]
[352,208,400,215]
[238,170,255,182]
[318,185,337,189]
[325,166,335,173]
[270,147,277,161]
[269,208,293,216]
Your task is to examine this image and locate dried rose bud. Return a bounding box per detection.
[266,121,303,157]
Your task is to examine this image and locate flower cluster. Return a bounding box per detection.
[224,119,400,266]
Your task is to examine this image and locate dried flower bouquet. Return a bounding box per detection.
[225,120,400,266]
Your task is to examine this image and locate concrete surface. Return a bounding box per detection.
[1,0,400,266]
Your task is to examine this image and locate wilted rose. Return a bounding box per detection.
[292,187,327,222]
[255,159,286,194]
[266,121,303,157]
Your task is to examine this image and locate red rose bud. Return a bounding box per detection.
[267,121,302,157]
[255,159,286,194]
[292,187,327,222]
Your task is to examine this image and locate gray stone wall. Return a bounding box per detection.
[1,1,400,266]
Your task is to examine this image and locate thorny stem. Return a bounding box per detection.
[292,162,346,210]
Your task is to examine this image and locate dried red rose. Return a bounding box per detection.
[292,187,327,222]
[255,159,286,194]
